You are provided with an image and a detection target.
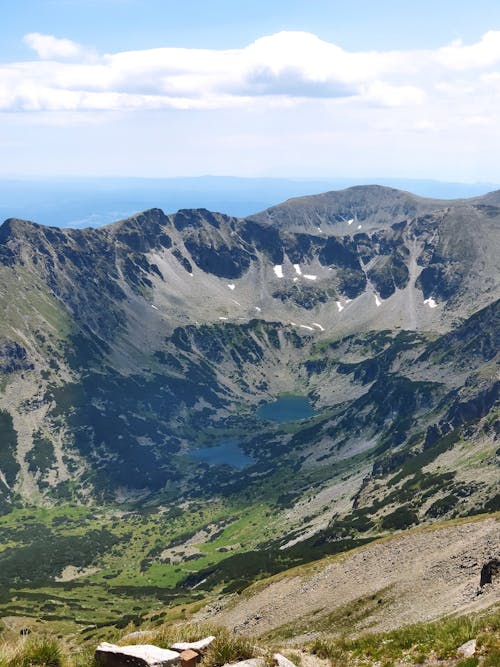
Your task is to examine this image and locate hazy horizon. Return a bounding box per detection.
[1,175,498,228]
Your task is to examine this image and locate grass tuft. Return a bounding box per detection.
[203,630,256,667]
[309,606,500,665]
[6,635,66,667]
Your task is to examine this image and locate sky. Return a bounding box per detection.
[2,0,500,181]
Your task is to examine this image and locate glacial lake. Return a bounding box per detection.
[256,395,315,423]
[190,439,254,469]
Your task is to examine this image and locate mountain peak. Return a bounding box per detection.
[248,183,451,233]
[0,217,41,239]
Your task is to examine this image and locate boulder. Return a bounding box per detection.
[457,639,476,658]
[179,649,201,667]
[273,654,297,667]
[95,642,181,667]
[171,636,215,654]
[480,558,500,586]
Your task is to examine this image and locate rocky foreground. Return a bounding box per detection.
[93,632,485,667]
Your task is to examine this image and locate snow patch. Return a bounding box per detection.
[218,317,228,321]
[357,224,362,230]
[151,305,158,310]
[312,322,325,331]
[293,264,302,275]
[273,265,284,278]
[304,274,317,281]
[255,306,261,312]
[374,294,382,307]
[347,218,354,225]
[227,283,235,290]
[345,298,352,303]
[424,297,438,308]
[300,325,314,331]
[293,277,298,282]
[336,301,344,312]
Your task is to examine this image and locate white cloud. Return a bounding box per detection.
[363,81,426,107]
[0,29,497,127]
[436,31,500,70]
[23,33,87,60]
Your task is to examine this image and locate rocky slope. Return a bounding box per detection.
[204,515,500,638]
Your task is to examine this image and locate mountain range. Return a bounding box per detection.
[0,184,498,631]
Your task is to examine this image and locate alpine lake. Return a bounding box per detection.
[191,395,315,468]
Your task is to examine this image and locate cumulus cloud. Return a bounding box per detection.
[0,30,498,120]
[436,30,500,70]
[23,33,87,60]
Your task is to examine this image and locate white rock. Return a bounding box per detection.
[171,637,215,653]
[273,654,297,667]
[457,639,476,657]
[223,660,263,667]
[423,297,437,308]
[95,642,181,667]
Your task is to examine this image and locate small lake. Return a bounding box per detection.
[256,395,315,423]
[190,439,254,469]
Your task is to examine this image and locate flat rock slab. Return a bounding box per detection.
[95,642,181,667]
[273,654,297,667]
[223,659,263,667]
[171,637,215,653]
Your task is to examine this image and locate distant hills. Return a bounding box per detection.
[0,176,498,228]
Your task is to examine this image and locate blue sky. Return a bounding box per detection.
[4,1,500,55]
[2,0,500,180]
